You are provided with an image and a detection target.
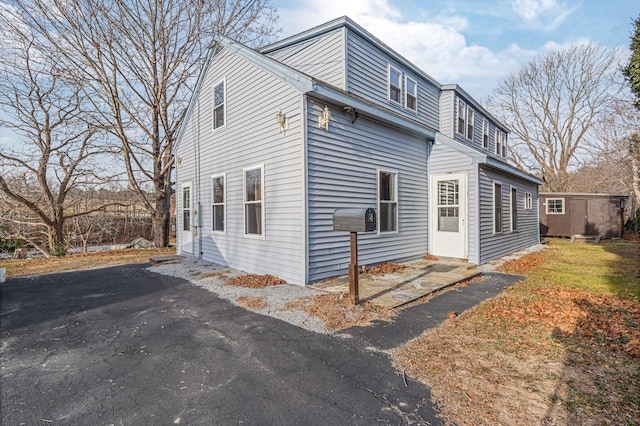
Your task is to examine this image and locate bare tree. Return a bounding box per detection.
[6,0,279,247]
[488,43,623,191]
[0,33,117,256]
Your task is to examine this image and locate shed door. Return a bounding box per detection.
[181,182,193,254]
[569,198,588,235]
[430,174,467,259]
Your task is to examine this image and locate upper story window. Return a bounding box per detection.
[466,107,474,140]
[495,129,506,157]
[456,99,466,136]
[213,79,225,130]
[388,66,402,105]
[482,119,489,148]
[378,170,398,233]
[405,76,417,112]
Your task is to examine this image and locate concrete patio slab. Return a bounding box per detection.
[310,258,481,307]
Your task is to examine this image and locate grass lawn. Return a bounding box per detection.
[0,247,176,278]
[393,238,640,426]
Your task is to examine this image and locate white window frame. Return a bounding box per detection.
[493,181,503,234]
[181,182,192,232]
[482,118,489,148]
[377,169,399,234]
[243,164,265,239]
[466,107,474,140]
[456,98,467,136]
[546,198,565,215]
[495,129,506,157]
[388,65,402,105]
[212,78,226,131]
[525,192,533,210]
[405,75,417,112]
[510,186,517,232]
[211,173,226,234]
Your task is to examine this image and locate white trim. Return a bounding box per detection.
[404,75,417,113]
[545,197,565,215]
[495,128,506,157]
[493,180,503,234]
[510,185,517,232]
[456,97,466,137]
[387,64,402,105]
[525,192,533,210]
[482,117,489,148]
[430,173,468,259]
[243,164,265,239]
[466,107,474,140]
[211,173,226,235]
[377,169,399,234]
[212,77,227,132]
[180,181,193,255]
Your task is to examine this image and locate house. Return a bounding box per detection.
[172,16,543,285]
[539,193,629,239]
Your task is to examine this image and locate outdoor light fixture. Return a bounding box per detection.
[343,106,359,124]
[319,105,331,131]
[275,110,287,133]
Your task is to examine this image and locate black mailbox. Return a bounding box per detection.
[333,208,376,232]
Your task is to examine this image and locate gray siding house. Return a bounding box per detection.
[173,17,543,285]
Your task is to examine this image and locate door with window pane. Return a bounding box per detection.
[181,182,193,254]
[431,174,466,258]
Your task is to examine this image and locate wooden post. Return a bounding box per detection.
[348,231,359,305]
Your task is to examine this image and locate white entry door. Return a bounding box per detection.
[181,182,193,254]
[431,173,467,259]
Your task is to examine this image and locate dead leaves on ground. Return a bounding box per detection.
[365,263,406,275]
[497,254,545,274]
[283,293,396,330]
[236,296,267,310]
[225,274,286,288]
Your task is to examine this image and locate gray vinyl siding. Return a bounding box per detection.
[345,30,439,130]
[478,165,540,264]
[428,142,479,264]
[175,48,306,284]
[439,90,454,137]
[264,28,346,89]
[306,98,429,282]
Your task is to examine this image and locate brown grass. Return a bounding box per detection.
[197,270,230,280]
[236,296,267,310]
[283,293,396,330]
[393,239,640,426]
[1,247,176,278]
[225,274,286,288]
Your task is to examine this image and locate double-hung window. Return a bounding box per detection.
[457,99,467,136]
[211,174,225,233]
[466,107,474,140]
[496,130,506,157]
[244,165,264,237]
[388,66,402,104]
[494,182,503,233]
[525,192,533,210]
[405,76,417,112]
[510,187,517,232]
[213,79,225,130]
[482,119,489,148]
[378,170,398,233]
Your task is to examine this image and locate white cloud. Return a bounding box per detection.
[278,0,531,99]
[510,0,580,31]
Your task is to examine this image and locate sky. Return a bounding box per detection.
[275,0,638,99]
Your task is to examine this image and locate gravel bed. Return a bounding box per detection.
[150,258,332,334]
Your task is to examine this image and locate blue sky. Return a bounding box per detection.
[276,0,638,99]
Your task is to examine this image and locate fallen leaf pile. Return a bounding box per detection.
[283,293,396,330]
[197,270,230,280]
[486,286,640,357]
[365,263,406,275]
[225,274,286,288]
[424,253,439,261]
[497,254,545,274]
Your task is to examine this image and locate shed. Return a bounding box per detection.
[539,193,629,239]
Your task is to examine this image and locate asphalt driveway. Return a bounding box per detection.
[1,264,442,425]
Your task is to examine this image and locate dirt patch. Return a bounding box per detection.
[365,263,407,275]
[283,293,396,330]
[197,270,230,280]
[236,296,267,311]
[225,274,286,288]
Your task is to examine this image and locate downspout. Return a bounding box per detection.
[302,94,309,284]
[194,90,203,260]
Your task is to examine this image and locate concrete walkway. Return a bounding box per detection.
[310,258,481,307]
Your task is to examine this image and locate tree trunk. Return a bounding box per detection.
[152,189,172,247]
[49,222,67,256]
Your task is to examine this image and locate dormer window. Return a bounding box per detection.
[405,76,417,112]
[483,119,489,148]
[495,129,506,157]
[466,107,474,140]
[456,99,466,136]
[388,66,402,104]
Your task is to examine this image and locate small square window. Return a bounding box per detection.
[546,198,564,214]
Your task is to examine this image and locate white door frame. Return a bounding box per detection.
[430,173,467,259]
[181,181,193,254]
